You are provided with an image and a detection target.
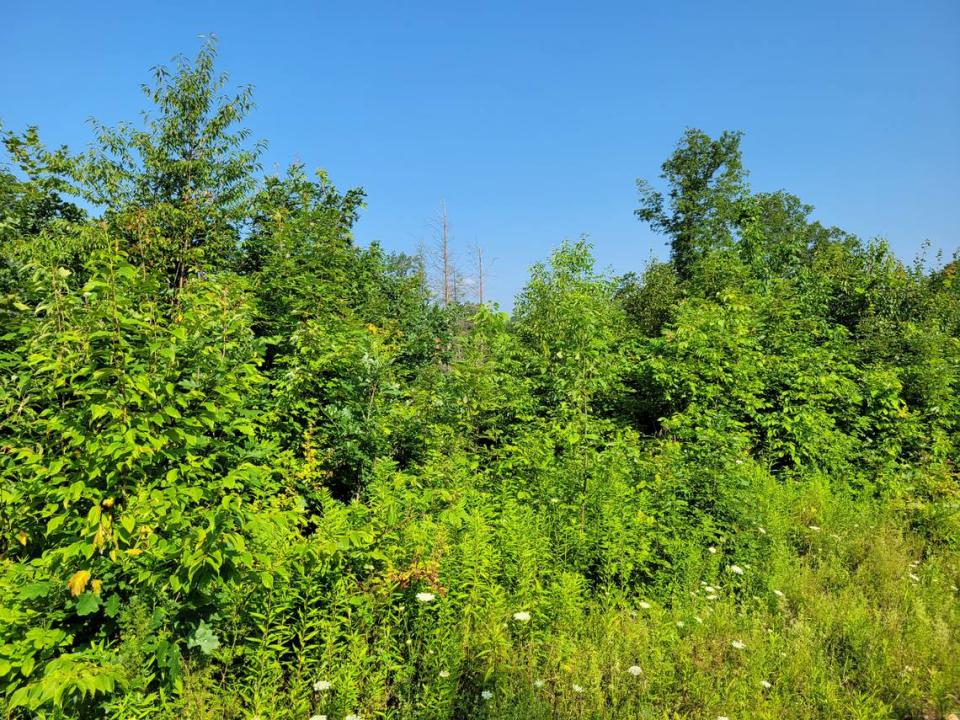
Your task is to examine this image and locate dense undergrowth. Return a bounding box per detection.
[1,43,958,719]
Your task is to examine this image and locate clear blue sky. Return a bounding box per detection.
[3,0,958,307]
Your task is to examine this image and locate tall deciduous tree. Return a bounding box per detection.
[636,128,747,279]
[5,39,264,291]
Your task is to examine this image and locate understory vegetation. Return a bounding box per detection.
[1,44,958,719]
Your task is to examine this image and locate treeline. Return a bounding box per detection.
[0,43,958,720]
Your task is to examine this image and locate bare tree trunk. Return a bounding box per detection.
[441,201,450,307]
[477,245,484,305]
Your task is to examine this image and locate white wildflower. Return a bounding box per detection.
[512,611,531,623]
[439,670,450,678]
[534,679,545,688]
[627,665,643,676]
[718,716,730,720]
[313,680,331,692]
[706,594,719,601]
[638,601,652,609]
[708,546,718,554]
[308,715,326,720]
[481,690,493,700]
[416,592,436,603]
[731,640,746,650]
[704,586,716,594]
[728,565,745,575]
[760,679,772,689]
[808,525,821,531]
[773,589,785,598]
[572,683,584,693]
[676,620,685,628]
[345,715,361,720]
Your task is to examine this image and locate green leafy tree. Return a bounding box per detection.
[636,129,747,279]
[4,40,263,292]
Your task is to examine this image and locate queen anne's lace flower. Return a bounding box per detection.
[728,564,745,575]
[416,592,435,603]
[731,640,746,650]
[481,690,493,700]
[313,680,331,692]
[512,611,531,622]
[627,665,642,676]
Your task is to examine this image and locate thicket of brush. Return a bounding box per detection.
[1,43,958,719]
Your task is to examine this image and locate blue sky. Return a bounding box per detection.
[3,0,958,307]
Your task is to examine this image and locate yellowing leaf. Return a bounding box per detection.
[91,579,103,595]
[17,531,28,546]
[93,524,108,549]
[126,548,143,556]
[67,569,91,597]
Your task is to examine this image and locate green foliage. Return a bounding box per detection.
[636,128,747,279]
[1,48,958,720]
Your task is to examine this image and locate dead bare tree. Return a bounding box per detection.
[424,201,461,307]
[465,240,491,306]
[440,201,451,306]
[477,244,485,305]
